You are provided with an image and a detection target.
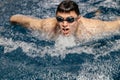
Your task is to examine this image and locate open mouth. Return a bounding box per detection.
[62,28,70,36]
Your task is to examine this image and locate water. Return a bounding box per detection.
[0,0,120,80]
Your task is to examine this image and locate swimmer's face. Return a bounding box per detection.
[56,11,80,36]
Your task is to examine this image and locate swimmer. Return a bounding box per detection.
[10,0,120,41]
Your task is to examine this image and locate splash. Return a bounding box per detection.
[0,36,41,57]
[55,35,77,49]
[0,30,120,59]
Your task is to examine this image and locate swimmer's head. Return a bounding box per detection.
[56,0,80,36]
[56,0,80,15]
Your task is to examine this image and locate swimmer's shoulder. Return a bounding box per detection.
[40,17,58,32]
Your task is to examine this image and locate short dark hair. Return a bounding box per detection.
[56,0,80,15]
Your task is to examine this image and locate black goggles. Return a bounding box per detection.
[56,16,78,23]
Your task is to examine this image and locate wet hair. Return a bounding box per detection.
[56,0,80,15]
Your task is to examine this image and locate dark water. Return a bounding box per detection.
[0,0,120,80]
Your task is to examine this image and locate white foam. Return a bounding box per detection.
[55,35,77,49]
[0,36,41,57]
[0,28,120,59]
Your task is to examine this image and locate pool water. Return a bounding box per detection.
[0,0,120,80]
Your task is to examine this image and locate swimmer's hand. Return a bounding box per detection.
[10,14,25,23]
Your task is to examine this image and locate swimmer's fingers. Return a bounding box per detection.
[10,14,24,23]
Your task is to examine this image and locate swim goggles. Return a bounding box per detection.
[56,16,78,23]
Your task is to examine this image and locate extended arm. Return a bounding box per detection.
[10,14,43,30]
[103,20,120,32]
[10,14,57,32]
[80,17,120,35]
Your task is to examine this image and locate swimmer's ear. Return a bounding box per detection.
[77,16,81,22]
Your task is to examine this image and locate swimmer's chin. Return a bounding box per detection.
[61,30,71,36]
[61,32,71,37]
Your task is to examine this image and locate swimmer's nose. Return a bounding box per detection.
[62,28,69,31]
[62,21,68,27]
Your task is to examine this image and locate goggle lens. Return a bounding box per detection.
[56,16,77,23]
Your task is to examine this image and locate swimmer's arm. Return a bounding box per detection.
[88,18,120,33]
[10,14,57,32]
[103,20,120,32]
[10,14,44,30]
